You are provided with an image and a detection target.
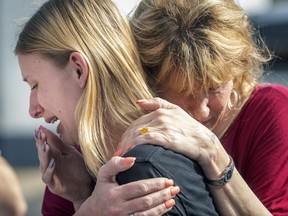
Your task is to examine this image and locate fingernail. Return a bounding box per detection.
[42,141,47,152]
[165,179,174,188]
[38,130,42,140]
[49,158,55,168]
[123,157,136,164]
[38,125,45,130]
[34,129,42,140]
[136,99,147,104]
[170,186,180,196]
[125,143,132,151]
[164,199,175,209]
[113,149,123,157]
[34,129,37,137]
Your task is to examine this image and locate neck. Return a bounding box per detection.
[216,108,240,139]
[216,87,254,139]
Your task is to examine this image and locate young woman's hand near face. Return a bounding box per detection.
[35,126,177,214]
[34,126,95,209]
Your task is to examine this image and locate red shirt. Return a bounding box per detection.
[222,84,288,215]
[42,187,75,215]
[42,84,288,215]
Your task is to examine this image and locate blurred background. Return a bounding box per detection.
[0,0,287,215]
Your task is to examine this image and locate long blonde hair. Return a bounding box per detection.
[131,0,271,105]
[15,0,153,177]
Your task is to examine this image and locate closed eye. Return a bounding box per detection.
[31,84,38,90]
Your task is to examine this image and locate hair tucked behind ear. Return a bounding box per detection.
[15,0,153,177]
[131,0,271,105]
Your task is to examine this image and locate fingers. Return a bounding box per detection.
[34,128,50,171]
[121,180,179,215]
[40,127,70,152]
[34,127,57,185]
[119,110,174,150]
[136,97,178,111]
[98,157,136,182]
[42,157,55,184]
[125,131,169,151]
[118,178,177,200]
[133,201,175,216]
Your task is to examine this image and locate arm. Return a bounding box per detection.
[74,156,177,216]
[116,145,219,216]
[36,127,178,215]
[0,156,27,216]
[119,97,272,216]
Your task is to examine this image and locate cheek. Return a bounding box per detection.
[38,87,63,114]
[209,95,228,117]
[37,90,51,108]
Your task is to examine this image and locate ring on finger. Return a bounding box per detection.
[139,127,149,135]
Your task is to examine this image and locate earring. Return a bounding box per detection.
[228,89,239,110]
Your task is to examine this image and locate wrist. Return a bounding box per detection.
[199,135,231,180]
[73,196,95,215]
[205,155,234,186]
[74,180,95,211]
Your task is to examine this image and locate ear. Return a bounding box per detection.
[69,52,89,88]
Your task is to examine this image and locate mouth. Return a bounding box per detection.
[50,117,58,124]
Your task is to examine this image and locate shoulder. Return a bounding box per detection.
[235,84,288,145]
[228,84,288,150]
[244,84,288,113]
[252,84,288,101]
[117,145,218,215]
[117,144,202,181]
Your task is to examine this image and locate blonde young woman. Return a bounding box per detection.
[14,0,220,215]
[117,0,288,215]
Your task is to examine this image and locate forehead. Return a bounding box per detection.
[18,53,54,81]
[158,80,207,97]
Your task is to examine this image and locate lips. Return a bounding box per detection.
[45,116,58,124]
[56,122,62,136]
[51,117,58,124]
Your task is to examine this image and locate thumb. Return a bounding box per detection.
[41,127,72,153]
[97,156,135,182]
[136,97,177,111]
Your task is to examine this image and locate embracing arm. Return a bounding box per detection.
[119,98,272,216]
[74,156,177,216]
[36,127,177,215]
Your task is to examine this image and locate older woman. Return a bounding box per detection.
[119,0,288,215]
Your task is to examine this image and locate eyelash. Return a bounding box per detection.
[31,84,38,90]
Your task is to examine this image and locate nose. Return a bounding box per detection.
[190,95,210,122]
[29,91,44,119]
